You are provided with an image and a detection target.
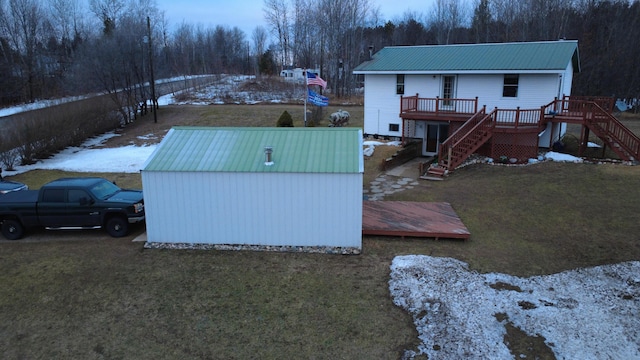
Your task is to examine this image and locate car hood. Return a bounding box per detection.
[105,189,144,203]
[0,180,28,193]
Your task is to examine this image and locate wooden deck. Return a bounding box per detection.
[362,201,470,240]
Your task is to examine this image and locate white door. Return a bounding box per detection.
[442,75,457,110]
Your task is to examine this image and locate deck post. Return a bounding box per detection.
[544,105,554,148]
[579,125,590,156]
[435,96,440,114]
[474,97,478,113]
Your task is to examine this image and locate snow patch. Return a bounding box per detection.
[390,255,640,359]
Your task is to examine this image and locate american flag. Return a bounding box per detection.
[306,72,327,89]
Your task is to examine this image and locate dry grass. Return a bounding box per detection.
[2,105,640,359]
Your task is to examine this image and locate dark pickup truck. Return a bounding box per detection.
[0,177,144,240]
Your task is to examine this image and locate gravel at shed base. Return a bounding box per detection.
[144,242,361,255]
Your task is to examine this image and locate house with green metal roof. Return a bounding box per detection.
[353,40,580,159]
[141,127,364,252]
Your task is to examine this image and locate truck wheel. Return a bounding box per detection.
[105,217,129,237]
[1,219,24,240]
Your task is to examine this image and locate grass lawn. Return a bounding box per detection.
[1,105,640,359]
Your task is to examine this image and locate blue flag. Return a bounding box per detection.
[307,89,329,107]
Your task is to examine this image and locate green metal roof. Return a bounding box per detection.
[353,40,580,73]
[143,127,364,173]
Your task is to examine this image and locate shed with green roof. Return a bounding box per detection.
[141,127,364,252]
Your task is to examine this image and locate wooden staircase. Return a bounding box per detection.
[581,103,640,162]
[423,108,494,179]
[423,97,640,180]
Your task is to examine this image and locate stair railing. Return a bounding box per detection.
[586,102,640,161]
[438,107,495,170]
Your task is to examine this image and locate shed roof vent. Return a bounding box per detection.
[264,146,274,166]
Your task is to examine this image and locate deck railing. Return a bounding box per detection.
[564,95,615,113]
[542,97,640,161]
[494,108,542,127]
[543,96,616,117]
[401,95,478,115]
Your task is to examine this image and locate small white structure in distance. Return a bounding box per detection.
[141,127,364,252]
[280,67,320,82]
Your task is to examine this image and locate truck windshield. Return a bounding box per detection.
[89,180,121,199]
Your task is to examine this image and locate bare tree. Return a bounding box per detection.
[431,0,467,45]
[89,0,125,35]
[263,0,291,66]
[252,25,268,76]
[0,0,47,102]
[471,0,492,42]
[49,0,85,42]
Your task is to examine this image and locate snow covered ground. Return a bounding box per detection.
[3,83,639,359]
[391,256,640,359]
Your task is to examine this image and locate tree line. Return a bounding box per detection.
[0,0,639,111]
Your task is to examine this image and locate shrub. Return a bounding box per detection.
[277,110,294,127]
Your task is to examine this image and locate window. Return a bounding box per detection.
[396,74,405,95]
[41,189,65,203]
[68,189,90,204]
[503,74,519,97]
[389,123,400,132]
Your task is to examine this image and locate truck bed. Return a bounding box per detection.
[0,190,39,204]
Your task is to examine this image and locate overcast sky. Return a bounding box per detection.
[155,0,436,38]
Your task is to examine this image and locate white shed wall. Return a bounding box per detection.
[142,171,362,248]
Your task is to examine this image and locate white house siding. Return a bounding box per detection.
[142,171,362,248]
[562,62,574,97]
[456,74,560,110]
[405,75,441,98]
[363,75,402,136]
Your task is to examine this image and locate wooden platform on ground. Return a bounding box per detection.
[362,201,470,240]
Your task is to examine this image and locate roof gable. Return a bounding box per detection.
[143,127,364,173]
[353,41,580,74]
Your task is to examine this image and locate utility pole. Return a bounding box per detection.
[147,16,157,123]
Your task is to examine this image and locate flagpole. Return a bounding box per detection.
[304,69,307,127]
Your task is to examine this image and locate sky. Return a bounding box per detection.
[155,0,436,37]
